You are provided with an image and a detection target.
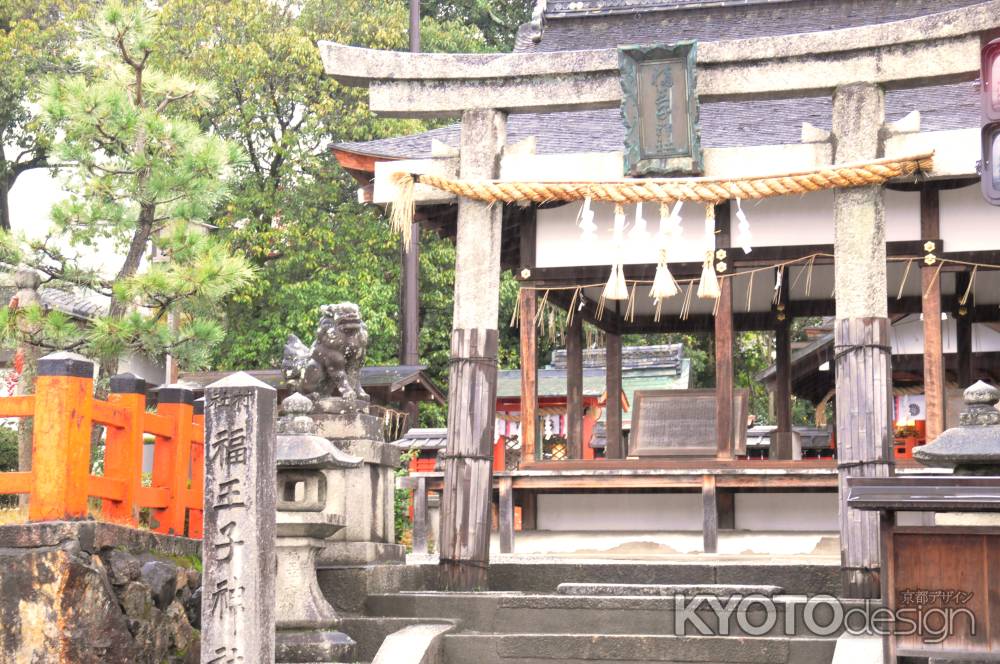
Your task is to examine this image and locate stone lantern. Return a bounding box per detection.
[274,393,362,664]
[913,380,1000,475]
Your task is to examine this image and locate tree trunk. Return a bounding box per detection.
[0,175,12,232]
[100,203,155,384]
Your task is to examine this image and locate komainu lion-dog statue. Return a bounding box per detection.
[282,302,369,403]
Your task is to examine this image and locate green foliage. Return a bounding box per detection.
[422,0,532,50]
[154,0,491,421]
[0,0,90,229]
[0,424,16,472]
[0,2,256,373]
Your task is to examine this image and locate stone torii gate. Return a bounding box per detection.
[320,1,999,594]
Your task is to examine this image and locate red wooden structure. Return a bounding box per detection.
[0,354,204,538]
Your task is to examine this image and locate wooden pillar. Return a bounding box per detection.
[519,208,538,464]
[955,271,973,389]
[773,266,794,459]
[714,201,734,459]
[605,331,624,459]
[702,475,718,554]
[832,82,892,600]
[921,188,945,439]
[566,310,584,459]
[439,108,506,591]
[29,353,94,521]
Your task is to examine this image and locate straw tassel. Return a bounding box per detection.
[603,203,629,300]
[625,281,638,322]
[389,172,416,250]
[680,281,694,320]
[650,202,679,302]
[697,204,720,300]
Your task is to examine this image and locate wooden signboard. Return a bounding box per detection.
[630,389,748,457]
[887,528,1000,660]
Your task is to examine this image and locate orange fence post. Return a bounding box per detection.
[29,352,94,521]
[188,397,205,539]
[150,386,194,536]
[102,374,147,526]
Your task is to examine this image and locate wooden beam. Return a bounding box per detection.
[519,289,538,465]
[715,202,734,460]
[921,188,945,439]
[956,270,973,389]
[773,267,794,460]
[519,208,538,465]
[605,332,624,459]
[566,310,584,459]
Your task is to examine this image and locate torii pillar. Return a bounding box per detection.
[438,110,507,589]
[831,82,894,599]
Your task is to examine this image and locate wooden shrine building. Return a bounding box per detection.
[321,0,1000,594]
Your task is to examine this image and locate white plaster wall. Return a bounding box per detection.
[537,492,703,531]
[888,315,1000,354]
[535,491,839,532]
[535,188,925,269]
[734,492,839,531]
[940,184,1000,253]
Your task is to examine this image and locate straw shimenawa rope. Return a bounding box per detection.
[388,153,934,242]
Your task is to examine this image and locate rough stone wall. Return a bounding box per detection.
[0,521,202,664]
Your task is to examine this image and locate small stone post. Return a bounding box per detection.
[201,373,277,664]
[13,266,41,513]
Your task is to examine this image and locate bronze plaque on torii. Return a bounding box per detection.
[630,389,748,457]
[619,40,703,177]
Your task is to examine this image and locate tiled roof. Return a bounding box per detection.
[38,289,106,320]
[337,0,984,162]
[495,359,693,425]
[390,427,448,450]
[550,343,683,371]
[525,0,985,52]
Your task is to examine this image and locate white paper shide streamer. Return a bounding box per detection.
[578,197,597,242]
[735,198,753,254]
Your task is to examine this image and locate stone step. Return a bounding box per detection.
[338,615,457,662]
[442,633,838,664]
[365,592,864,638]
[484,561,838,596]
[318,561,839,614]
[556,583,784,597]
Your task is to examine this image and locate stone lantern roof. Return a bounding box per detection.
[913,381,1000,475]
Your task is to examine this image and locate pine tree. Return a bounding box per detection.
[0,2,255,382]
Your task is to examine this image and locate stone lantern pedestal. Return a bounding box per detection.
[275,395,363,663]
[312,398,405,566]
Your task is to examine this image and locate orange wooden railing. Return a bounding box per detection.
[0,353,204,538]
